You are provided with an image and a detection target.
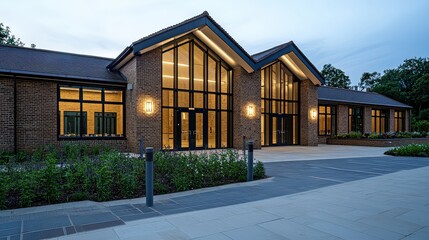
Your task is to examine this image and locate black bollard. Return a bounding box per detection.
[247,141,254,182]
[146,147,154,207]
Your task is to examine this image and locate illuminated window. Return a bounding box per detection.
[260,61,300,146]
[318,105,336,136]
[161,36,232,149]
[394,111,405,132]
[348,107,363,133]
[371,109,388,133]
[58,86,124,138]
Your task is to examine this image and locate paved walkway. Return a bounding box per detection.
[1,155,428,239]
[56,163,429,240]
[254,144,391,162]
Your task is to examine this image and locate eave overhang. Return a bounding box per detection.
[108,11,324,86]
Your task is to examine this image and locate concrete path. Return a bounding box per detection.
[54,160,429,240]
[254,144,391,162]
[1,156,428,239]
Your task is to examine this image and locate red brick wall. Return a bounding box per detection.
[15,79,57,151]
[232,67,261,149]
[120,58,139,152]
[0,77,128,153]
[119,49,162,153]
[0,78,15,152]
[300,79,318,146]
[327,138,429,147]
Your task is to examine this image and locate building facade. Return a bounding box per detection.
[0,12,411,153]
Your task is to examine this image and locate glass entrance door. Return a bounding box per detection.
[177,109,206,150]
[271,114,293,146]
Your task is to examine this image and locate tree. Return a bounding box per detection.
[373,57,429,116]
[358,72,380,91]
[0,22,25,46]
[412,74,429,116]
[321,64,351,89]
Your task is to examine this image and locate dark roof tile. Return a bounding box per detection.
[318,86,411,108]
[0,44,125,83]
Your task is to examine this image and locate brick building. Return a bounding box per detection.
[0,12,411,152]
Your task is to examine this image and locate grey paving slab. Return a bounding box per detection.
[23,215,71,233]
[401,227,429,240]
[259,218,339,240]
[22,228,64,240]
[193,233,232,240]
[358,214,423,235]
[223,225,288,240]
[120,211,162,222]
[74,220,124,233]
[70,212,119,226]
[308,221,380,240]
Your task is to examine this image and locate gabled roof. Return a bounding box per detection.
[108,11,324,84]
[251,42,324,84]
[107,11,255,71]
[318,86,412,109]
[0,44,125,84]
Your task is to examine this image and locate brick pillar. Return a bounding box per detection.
[337,104,349,134]
[232,67,261,149]
[389,109,395,132]
[120,49,162,153]
[405,110,411,132]
[135,49,162,151]
[299,79,318,146]
[120,58,138,152]
[364,106,372,133]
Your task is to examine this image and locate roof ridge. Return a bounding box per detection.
[320,85,382,95]
[0,43,114,61]
[251,42,293,57]
[131,11,209,46]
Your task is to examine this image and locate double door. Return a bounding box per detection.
[271,114,293,146]
[177,109,206,150]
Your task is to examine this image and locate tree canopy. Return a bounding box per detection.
[359,71,380,91]
[372,57,429,120]
[0,22,25,46]
[320,64,351,89]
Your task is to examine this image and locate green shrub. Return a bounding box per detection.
[412,120,429,132]
[336,132,363,139]
[385,144,429,157]
[368,133,380,139]
[254,161,266,179]
[0,146,265,210]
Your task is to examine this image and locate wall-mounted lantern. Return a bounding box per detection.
[145,100,153,114]
[247,105,255,117]
[311,109,317,119]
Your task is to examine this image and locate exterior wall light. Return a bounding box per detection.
[145,100,153,114]
[311,109,317,119]
[247,105,255,117]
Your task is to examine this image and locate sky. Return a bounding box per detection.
[2,0,429,85]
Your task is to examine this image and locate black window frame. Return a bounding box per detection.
[348,107,364,133]
[260,60,301,146]
[371,109,389,133]
[394,110,405,132]
[57,84,126,140]
[318,105,337,136]
[161,35,233,150]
